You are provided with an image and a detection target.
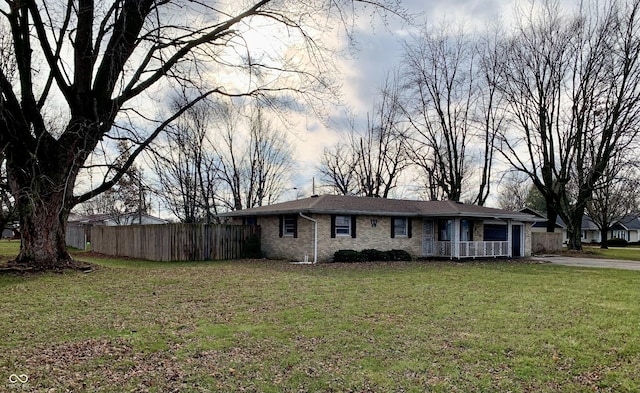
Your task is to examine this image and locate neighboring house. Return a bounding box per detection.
[2,224,19,239]
[516,209,640,245]
[69,212,168,226]
[219,194,539,262]
[520,207,568,242]
[584,214,640,244]
[581,216,601,243]
[66,212,169,250]
[611,215,640,243]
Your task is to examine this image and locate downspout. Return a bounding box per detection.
[299,212,318,264]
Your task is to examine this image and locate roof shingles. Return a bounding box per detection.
[220,195,536,221]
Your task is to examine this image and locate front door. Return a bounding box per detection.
[422,219,434,256]
[512,225,522,257]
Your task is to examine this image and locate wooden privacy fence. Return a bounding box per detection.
[531,232,563,254]
[90,223,260,261]
[66,223,88,250]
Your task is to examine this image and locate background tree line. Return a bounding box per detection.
[0,0,407,269]
[75,97,294,224]
[72,0,640,251]
[3,0,638,270]
[149,97,294,223]
[319,0,640,250]
[64,0,640,251]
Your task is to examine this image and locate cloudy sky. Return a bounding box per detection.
[287,0,527,199]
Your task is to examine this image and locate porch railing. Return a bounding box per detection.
[432,241,510,258]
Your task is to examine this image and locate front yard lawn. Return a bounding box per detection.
[578,246,640,261]
[2,244,640,392]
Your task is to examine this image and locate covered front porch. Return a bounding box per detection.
[422,217,525,259]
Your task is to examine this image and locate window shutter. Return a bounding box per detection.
[391,217,396,238]
[293,215,298,238]
[351,215,357,238]
[408,218,412,238]
[279,216,283,238]
[330,215,336,238]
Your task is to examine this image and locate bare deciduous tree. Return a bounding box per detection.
[0,150,17,235]
[402,23,498,204]
[496,172,531,211]
[243,106,294,208]
[495,2,574,233]
[355,103,409,197]
[150,97,219,223]
[0,23,18,235]
[496,0,640,250]
[213,100,294,211]
[587,162,640,249]
[78,141,149,224]
[320,73,409,198]
[318,142,359,195]
[0,0,404,269]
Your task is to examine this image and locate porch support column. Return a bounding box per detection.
[453,218,460,259]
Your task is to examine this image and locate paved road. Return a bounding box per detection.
[530,255,640,271]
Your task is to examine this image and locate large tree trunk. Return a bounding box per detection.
[14,192,72,269]
[600,226,609,249]
[546,203,558,233]
[7,152,80,270]
[566,214,584,251]
[567,227,583,251]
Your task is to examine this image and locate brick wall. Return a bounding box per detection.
[524,223,532,256]
[249,214,421,261]
[319,215,422,261]
[473,220,484,241]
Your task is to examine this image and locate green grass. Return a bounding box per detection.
[2,241,640,392]
[0,239,20,263]
[579,246,640,261]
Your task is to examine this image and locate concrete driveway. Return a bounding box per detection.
[530,255,640,271]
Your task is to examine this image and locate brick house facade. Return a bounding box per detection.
[220,195,537,262]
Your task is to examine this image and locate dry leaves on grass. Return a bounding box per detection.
[3,337,310,392]
[3,338,193,392]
